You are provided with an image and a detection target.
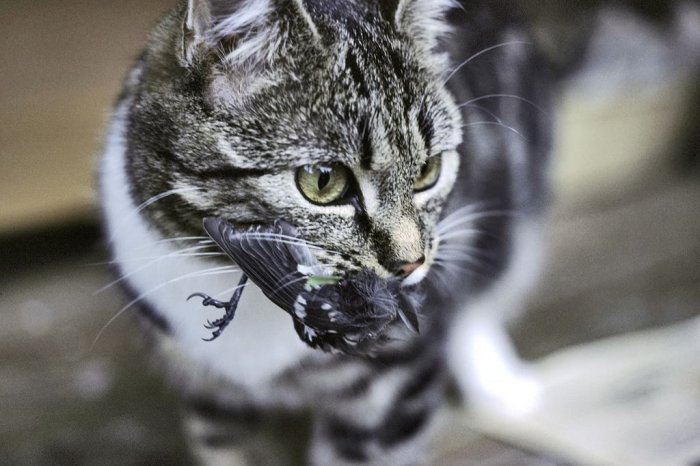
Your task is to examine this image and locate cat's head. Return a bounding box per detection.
[126,0,462,288]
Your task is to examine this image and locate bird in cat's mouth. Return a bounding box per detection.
[188,217,423,354]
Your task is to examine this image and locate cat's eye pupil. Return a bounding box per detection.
[317,172,330,191]
[420,163,429,177]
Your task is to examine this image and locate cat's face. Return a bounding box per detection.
[127,0,461,285]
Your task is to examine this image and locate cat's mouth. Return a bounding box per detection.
[190,217,424,354]
[401,263,430,287]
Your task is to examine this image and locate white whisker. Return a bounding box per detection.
[94,244,231,295]
[243,233,344,256]
[214,283,249,299]
[461,121,524,138]
[270,275,309,297]
[432,257,493,279]
[153,235,211,244]
[91,265,238,350]
[437,208,518,233]
[108,186,202,242]
[460,103,505,124]
[434,251,484,263]
[439,202,489,223]
[436,245,484,255]
[437,230,483,242]
[444,40,531,84]
[458,93,550,118]
[92,248,223,267]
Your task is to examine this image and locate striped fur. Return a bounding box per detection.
[100,0,552,463]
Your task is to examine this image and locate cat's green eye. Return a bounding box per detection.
[296,163,351,205]
[414,155,442,192]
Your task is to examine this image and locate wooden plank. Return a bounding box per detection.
[0,0,175,231]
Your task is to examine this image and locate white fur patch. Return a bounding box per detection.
[401,265,429,287]
[395,0,458,50]
[101,102,323,396]
[208,0,278,69]
[209,0,320,70]
[447,219,545,417]
[211,0,271,40]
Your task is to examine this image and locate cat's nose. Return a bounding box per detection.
[389,256,425,277]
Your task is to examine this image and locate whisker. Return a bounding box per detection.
[439,228,507,244]
[108,186,202,242]
[460,103,505,124]
[435,245,504,270]
[169,252,227,259]
[214,283,249,299]
[271,268,305,293]
[434,251,487,263]
[461,121,524,138]
[444,40,531,84]
[437,209,517,234]
[439,207,517,223]
[152,235,211,244]
[91,265,238,350]
[128,251,224,262]
[242,233,344,256]
[90,249,224,267]
[94,242,216,270]
[94,245,230,295]
[83,239,218,267]
[437,202,488,227]
[437,230,484,242]
[432,257,494,279]
[436,244,485,255]
[426,266,452,295]
[270,275,309,298]
[458,93,550,118]
[433,258,484,275]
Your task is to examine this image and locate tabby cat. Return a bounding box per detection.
[100,0,551,463]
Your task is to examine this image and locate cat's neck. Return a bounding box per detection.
[100,98,324,394]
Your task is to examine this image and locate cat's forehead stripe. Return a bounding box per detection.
[359,116,374,170]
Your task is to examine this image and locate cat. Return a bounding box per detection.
[100,0,552,463]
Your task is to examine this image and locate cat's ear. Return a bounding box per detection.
[393,0,456,50]
[185,0,212,45]
[182,0,319,70]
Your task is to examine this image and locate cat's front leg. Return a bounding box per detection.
[309,357,446,466]
[181,397,267,466]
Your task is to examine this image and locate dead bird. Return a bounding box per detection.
[190,217,422,354]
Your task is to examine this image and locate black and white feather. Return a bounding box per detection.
[199,217,422,354]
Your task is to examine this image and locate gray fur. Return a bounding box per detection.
[102,0,552,463]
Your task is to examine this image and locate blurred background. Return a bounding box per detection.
[0,0,698,464]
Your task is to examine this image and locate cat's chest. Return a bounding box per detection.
[101,108,319,391]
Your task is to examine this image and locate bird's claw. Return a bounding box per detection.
[187,292,228,309]
[188,274,249,341]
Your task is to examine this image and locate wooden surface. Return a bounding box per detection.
[0,0,176,231]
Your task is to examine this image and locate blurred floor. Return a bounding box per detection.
[1,83,698,465]
[0,225,190,464]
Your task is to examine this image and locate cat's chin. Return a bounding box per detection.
[401,265,430,287]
